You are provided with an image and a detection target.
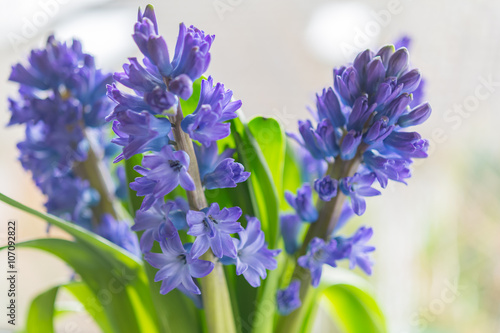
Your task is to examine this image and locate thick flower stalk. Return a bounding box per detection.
[107,5,277,333]
[277,40,431,331]
[7,36,139,255]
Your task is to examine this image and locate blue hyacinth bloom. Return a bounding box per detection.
[285,184,318,223]
[111,110,172,162]
[363,150,411,188]
[132,5,214,98]
[277,280,302,315]
[280,214,302,255]
[194,142,249,189]
[288,118,340,161]
[186,203,243,259]
[95,214,140,257]
[228,216,281,287]
[132,201,179,253]
[335,226,375,275]
[339,173,381,216]
[314,175,338,201]
[144,232,214,295]
[181,77,242,146]
[298,237,340,287]
[131,145,195,211]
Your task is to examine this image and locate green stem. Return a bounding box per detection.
[275,151,364,333]
[74,132,121,223]
[170,105,237,333]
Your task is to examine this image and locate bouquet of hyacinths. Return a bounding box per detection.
[2,4,432,333]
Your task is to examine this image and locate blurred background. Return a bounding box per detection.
[0,0,499,332]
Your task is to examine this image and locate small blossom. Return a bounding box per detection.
[340,130,362,160]
[314,175,338,201]
[363,150,411,188]
[397,103,432,128]
[298,238,340,287]
[228,216,281,287]
[132,201,179,253]
[186,203,243,258]
[277,281,302,315]
[111,110,171,162]
[285,184,318,222]
[339,173,381,216]
[288,119,340,160]
[181,77,242,146]
[280,214,302,255]
[336,226,375,275]
[131,145,195,211]
[383,131,429,159]
[316,87,345,128]
[144,232,214,295]
[95,214,140,257]
[194,142,249,189]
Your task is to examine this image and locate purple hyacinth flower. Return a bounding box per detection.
[364,117,394,145]
[187,203,243,258]
[133,6,214,96]
[336,226,375,275]
[346,95,376,132]
[280,214,302,255]
[230,216,280,287]
[144,232,214,295]
[95,214,140,257]
[289,118,340,161]
[340,130,362,160]
[111,110,171,162]
[131,145,195,211]
[285,184,318,223]
[194,142,250,189]
[277,281,302,315]
[298,237,340,287]
[316,87,345,128]
[181,77,242,146]
[314,175,338,201]
[363,150,411,188]
[132,201,178,253]
[397,103,432,128]
[339,173,381,216]
[383,131,429,159]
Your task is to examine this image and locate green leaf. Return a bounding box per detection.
[0,193,141,269]
[248,117,286,201]
[282,140,302,209]
[231,114,280,247]
[321,284,386,333]
[26,285,59,333]
[26,282,113,333]
[63,282,114,333]
[10,238,144,332]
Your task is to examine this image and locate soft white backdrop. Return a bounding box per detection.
[1,0,500,332]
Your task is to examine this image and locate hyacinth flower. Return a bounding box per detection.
[277,281,302,315]
[3,6,433,333]
[277,40,431,331]
[144,232,214,294]
[285,184,318,222]
[7,35,137,253]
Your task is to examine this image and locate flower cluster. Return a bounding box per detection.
[7,36,138,254]
[279,39,431,297]
[112,6,277,295]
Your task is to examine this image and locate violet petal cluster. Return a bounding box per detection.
[282,39,430,288]
[7,36,137,253]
